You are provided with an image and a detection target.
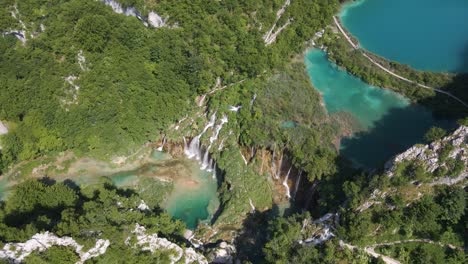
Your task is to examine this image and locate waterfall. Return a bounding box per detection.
[271,150,277,180]
[184,112,216,160]
[250,93,257,107]
[249,198,256,213]
[283,166,292,199]
[202,112,217,134]
[240,150,248,165]
[207,159,214,172]
[293,170,302,200]
[210,115,228,144]
[156,136,166,151]
[185,135,200,159]
[276,152,283,179]
[200,147,211,170]
[228,105,242,112]
[212,167,216,179]
[198,94,206,107]
[218,138,225,151]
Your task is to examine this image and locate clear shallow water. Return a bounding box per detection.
[45,150,219,230]
[163,162,219,229]
[340,0,468,73]
[305,49,449,168]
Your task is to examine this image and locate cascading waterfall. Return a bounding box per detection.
[156,136,166,151]
[200,147,211,170]
[240,150,248,165]
[184,112,216,160]
[283,166,292,198]
[218,138,225,151]
[276,153,283,179]
[184,112,227,173]
[185,135,201,159]
[293,170,302,200]
[210,115,228,144]
[271,150,277,179]
[212,163,217,179]
[250,93,257,107]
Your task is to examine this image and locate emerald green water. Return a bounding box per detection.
[163,163,219,229]
[340,0,468,72]
[64,150,219,229]
[305,49,449,168]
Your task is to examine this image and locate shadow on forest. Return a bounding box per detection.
[233,204,283,262]
[2,176,147,229]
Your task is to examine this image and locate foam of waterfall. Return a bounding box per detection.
[210,115,228,144]
[207,159,214,172]
[228,105,242,112]
[240,150,248,165]
[250,93,257,107]
[184,112,216,160]
[271,151,277,179]
[293,170,302,200]
[156,136,166,151]
[218,138,225,151]
[276,153,283,179]
[283,166,292,198]
[200,147,211,170]
[185,135,200,159]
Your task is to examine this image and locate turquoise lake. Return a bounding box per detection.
[305,49,449,168]
[340,0,468,72]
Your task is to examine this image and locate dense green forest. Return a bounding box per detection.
[0,178,190,263]
[0,0,466,263]
[0,0,338,173]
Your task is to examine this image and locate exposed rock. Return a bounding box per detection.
[101,0,169,29]
[131,224,208,264]
[0,232,110,264]
[77,50,88,71]
[148,11,167,28]
[385,126,468,178]
[206,241,236,264]
[0,121,8,135]
[137,200,150,211]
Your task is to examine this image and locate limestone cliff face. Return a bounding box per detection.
[385,125,467,180]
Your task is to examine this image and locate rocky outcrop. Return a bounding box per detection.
[206,241,236,264]
[0,121,7,135]
[101,0,168,28]
[0,232,110,264]
[385,126,468,179]
[129,224,208,264]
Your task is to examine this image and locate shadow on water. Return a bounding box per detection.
[426,43,468,118]
[340,105,454,169]
[456,42,468,73]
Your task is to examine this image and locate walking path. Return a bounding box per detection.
[332,16,468,108]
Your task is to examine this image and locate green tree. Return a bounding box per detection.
[424,127,447,142]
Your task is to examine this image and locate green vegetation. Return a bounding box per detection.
[318,26,468,118]
[0,178,186,262]
[0,1,466,263]
[424,127,447,142]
